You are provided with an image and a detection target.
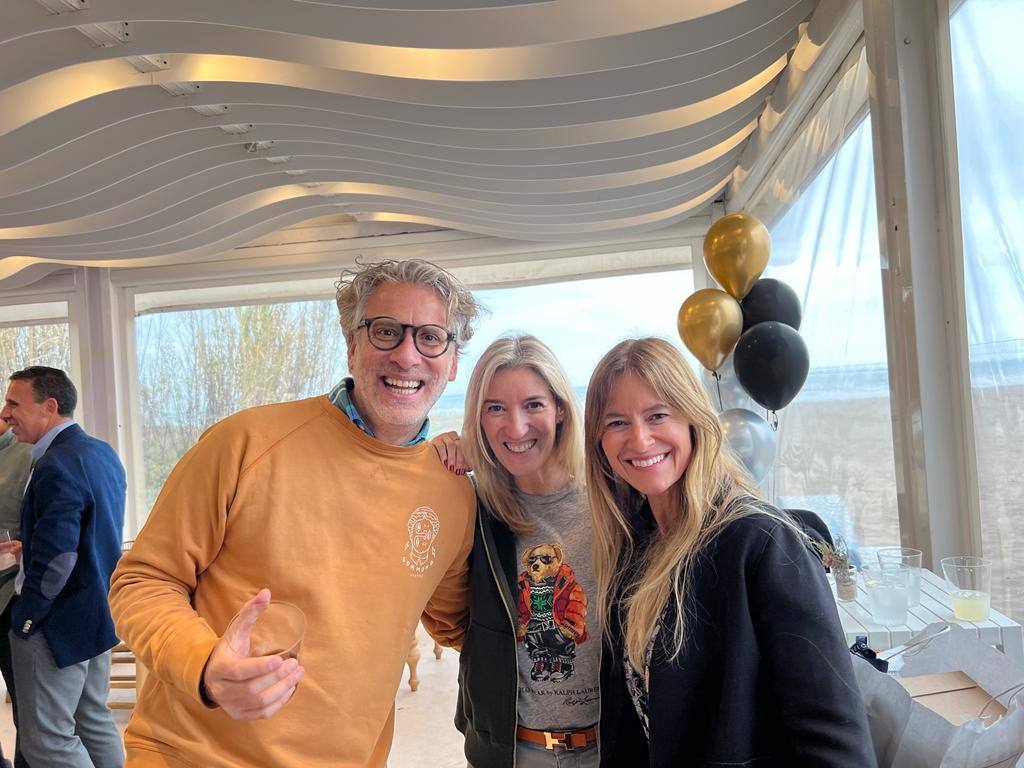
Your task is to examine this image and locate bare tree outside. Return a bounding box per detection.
[0,322,71,374]
[136,300,346,510]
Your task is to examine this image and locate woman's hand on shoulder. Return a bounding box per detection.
[431,431,471,475]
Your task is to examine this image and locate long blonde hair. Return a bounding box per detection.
[585,337,764,669]
[462,335,584,533]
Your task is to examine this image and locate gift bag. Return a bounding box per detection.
[853,623,1024,768]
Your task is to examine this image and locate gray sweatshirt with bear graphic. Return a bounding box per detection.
[514,485,600,730]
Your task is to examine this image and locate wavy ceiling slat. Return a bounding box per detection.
[0,176,729,263]
[0,73,777,176]
[0,111,756,223]
[4,0,786,62]
[0,41,791,139]
[0,102,761,209]
[0,0,815,271]
[1,141,745,246]
[0,3,806,102]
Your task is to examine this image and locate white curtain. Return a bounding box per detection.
[764,116,900,552]
[952,0,1024,623]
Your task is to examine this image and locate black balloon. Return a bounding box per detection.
[741,278,802,332]
[733,321,809,411]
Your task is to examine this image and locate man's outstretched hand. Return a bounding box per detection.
[201,589,305,719]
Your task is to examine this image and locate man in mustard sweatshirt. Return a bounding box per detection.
[110,259,482,768]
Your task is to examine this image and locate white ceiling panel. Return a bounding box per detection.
[0,0,821,280]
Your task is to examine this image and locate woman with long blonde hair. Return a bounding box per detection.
[584,337,874,767]
[434,334,600,767]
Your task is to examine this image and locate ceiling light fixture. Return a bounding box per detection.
[191,104,230,117]
[159,82,202,97]
[76,21,131,47]
[219,124,254,135]
[124,54,169,73]
[33,0,88,14]
[244,140,276,153]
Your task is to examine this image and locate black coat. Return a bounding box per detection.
[454,504,521,767]
[600,508,877,768]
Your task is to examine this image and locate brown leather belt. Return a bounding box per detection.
[515,724,598,751]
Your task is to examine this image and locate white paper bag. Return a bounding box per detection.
[853,623,1024,768]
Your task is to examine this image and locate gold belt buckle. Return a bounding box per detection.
[543,731,570,750]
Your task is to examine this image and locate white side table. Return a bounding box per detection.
[834,568,1024,663]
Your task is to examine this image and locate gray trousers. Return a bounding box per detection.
[514,741,600,768]
[9,632,123,768]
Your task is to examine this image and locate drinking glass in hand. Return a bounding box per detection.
[227,601,306,661]
[0,530,16,571]
[940,556,992,622]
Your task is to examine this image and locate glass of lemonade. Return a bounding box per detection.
[940,556,992,622]
[877,547,923,606]
[861,564,910,625]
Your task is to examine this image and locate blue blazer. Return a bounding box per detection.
[14,424,126,668]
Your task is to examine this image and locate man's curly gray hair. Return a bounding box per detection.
[335,258,481,353]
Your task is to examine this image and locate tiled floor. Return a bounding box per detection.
[0,631,465,767]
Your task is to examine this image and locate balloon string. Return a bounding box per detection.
[713,371,724,412]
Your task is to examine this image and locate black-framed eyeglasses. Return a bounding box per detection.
[359,316,456,358]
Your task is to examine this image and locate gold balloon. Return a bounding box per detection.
[677,288,743,371]
[703,213,771,299]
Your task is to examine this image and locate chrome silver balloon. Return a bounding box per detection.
[720,407,777,483]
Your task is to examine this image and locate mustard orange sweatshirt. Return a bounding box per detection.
[109,396,475,768]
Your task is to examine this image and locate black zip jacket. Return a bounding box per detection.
[454,504,521,767]
[600,505,877,768]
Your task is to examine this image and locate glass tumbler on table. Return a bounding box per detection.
[940,556,992,622]
[876,547,923,606]
[861,564,910,625]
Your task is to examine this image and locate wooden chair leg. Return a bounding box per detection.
[406,632,421,692]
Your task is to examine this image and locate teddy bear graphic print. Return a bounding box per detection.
[513,487,600,730]
[517,543,588,682]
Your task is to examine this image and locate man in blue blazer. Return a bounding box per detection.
[0,367,125,768]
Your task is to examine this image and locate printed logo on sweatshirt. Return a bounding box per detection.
[402,506,440,576]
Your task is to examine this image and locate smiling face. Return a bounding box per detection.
[480,366,566,495]
[1,379,62,445]
[599,372,693,513]
[347,281,458,445]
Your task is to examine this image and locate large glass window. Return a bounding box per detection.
[951,0,1024,622]
[766,116,900,551]
[0,315,71,373]
[135,300,346,511]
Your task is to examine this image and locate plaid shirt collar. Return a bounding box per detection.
[327,378,430,446]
